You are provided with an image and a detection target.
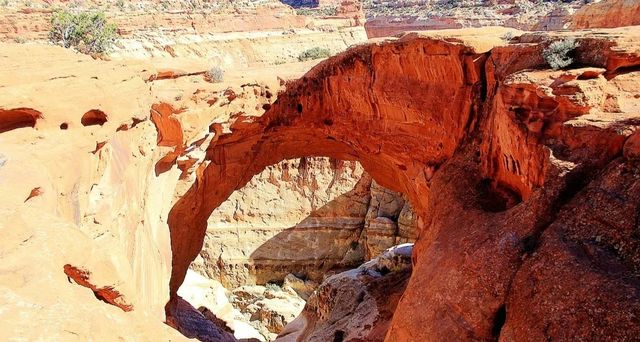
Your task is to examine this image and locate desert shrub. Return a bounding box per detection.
[543,38,579,70]
[502,31,515,41]
[205,66,224,83]
[295,6,337,16]
[49,9,118,54]
[265,283,281,292]
[298,47,331,62]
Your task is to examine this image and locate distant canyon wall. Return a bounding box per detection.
[190,157,416,288]
[0,1,366,67]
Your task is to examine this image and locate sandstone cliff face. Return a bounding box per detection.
[0,1,366,67]
[570,0,640,29]
[277,244,413,342]
[167,27,640,340]
[190,157,416,289]
[0,43,183,340]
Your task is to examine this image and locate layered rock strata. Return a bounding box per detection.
[191,157,416,288]
[0,1,366,67]
[570,0,640,29]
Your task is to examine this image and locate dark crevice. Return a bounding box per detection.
[521,234,540,255]
[333,330,345,342]
[477,179,522,213]
[491,305,507,339]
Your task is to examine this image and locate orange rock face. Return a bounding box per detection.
[166,28,640,340]
[570,0,640,29]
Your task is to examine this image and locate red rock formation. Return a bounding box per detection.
[80,109,108,126]
[150,103,185,175]
[166,29,640,340]
[64,264,133,312]
[571,0,640,29]
[0,107,42,133]
[167,36,482,297]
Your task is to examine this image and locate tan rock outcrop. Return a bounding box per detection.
[0,1,367,67]
[0,42,182,340]
[191,156,416,288]
[276,244,413,342]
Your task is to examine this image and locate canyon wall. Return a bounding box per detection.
[0,43,183,340]
[167,26,640,340]
[0,0,366,67]
[363,0,588,38]
[570,0,640,29]
[191,157,415,288]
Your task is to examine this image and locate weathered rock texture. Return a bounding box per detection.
[190,157,415,288]
[276,244,413,342]
[0,1,366,67]
[363,0,589,38]
[0,42,183,340]
[570,0,640,29]
[167,26,640,340]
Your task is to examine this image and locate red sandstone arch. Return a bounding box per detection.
[167,38,485,298]
[0,108,43,133]
[167,34,640,340]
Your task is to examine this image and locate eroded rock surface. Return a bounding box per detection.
[277,244,413,342]
[191,157,416,288]
[570,0,640,29]
[167,27,640,341]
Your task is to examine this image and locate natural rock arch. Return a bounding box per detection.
[167,33,640,340]
[167,37,485,298]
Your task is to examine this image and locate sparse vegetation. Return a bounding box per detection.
[49,9,118,55]
[295,6,338,17]
[205,66,225,83]
[502,31,515,41]
[298,47,331,62]
[265,283,281,292]
[350,241,359,250]
[543,38,579,70]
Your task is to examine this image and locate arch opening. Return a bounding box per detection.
[177,156,417,341]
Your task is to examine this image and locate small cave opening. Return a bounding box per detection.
[491,305,507,338]
[173,157,416,342]
[0,108,43,133]
[477,179,523,213]
[333,330,345,342]
[81,109,108,126]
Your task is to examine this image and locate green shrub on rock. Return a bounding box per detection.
[49,9,118,54]
[543,38,579,70]
[298,47,332,62]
